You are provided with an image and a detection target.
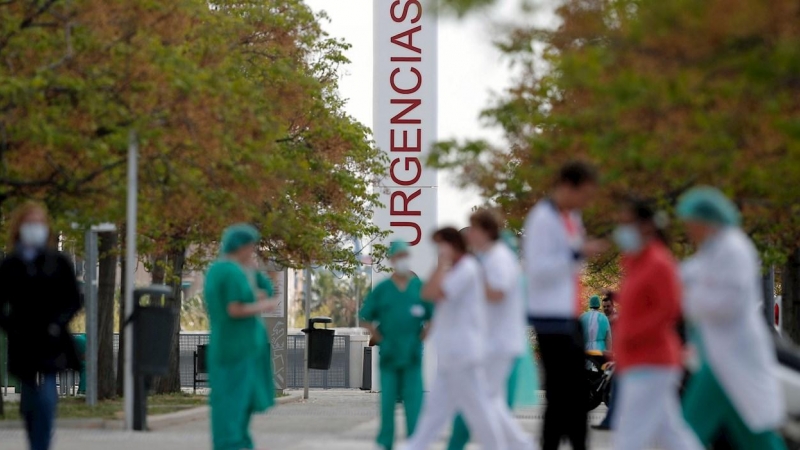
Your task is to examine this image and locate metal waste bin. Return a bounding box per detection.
[302,317,334,370]
[361,347,372,390]
[129,285,177,431]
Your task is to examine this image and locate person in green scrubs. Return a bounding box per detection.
[360,241,433,450]
[204,224,278,450]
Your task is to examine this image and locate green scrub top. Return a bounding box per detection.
[359,277,433,369]
[203,260,274,366]
[580,309,610,351]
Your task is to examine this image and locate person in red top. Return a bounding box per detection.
[611,200,702,450]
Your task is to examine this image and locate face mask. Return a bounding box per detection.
[19,223,49,248]
[392,258,411,275]
[613,224,643,254]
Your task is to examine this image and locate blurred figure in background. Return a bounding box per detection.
[0,202,82,450]
[203,224,277,450]
[678,187,787,449]
[593,291,618,431]
[360,241,433,450]
[403,227,505,450]
[446,209,535,450]
[523,162,607,450]
[601,291,617,324]
[580,295,611,351]
[610,199,702,450]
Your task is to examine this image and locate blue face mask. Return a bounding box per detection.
[613,224,643,254]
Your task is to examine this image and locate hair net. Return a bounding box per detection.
[676,186,741,227]
[589,295,601,309]
[387,241,410,258]
[221,223,260,255]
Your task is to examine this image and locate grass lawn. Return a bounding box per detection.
[0,393,207,421]
[0,391,288,421]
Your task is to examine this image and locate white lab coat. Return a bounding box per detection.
[682,227,785,431]
[523,199,584,319]
[482,242,527,358]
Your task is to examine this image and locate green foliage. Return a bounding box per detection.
[0,0,386,273]
[293,270,371,328]
[429,0,800,270]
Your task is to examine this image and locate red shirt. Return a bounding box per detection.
[614,241,683,374]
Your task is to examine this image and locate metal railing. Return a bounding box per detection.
[0,332,353,395]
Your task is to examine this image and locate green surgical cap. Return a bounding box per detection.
[388,241,409,258]
[676,186,741,227]
[221,223,260,255]
[589,295,601,309]
[500,230,520,255]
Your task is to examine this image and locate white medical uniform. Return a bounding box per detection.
[481,242,535,450]
[682,227,785,431]
[403,255,505,450]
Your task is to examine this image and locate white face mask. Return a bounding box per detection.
[19,223,49,248]
[612,224,643,254]
[392,258,411,276]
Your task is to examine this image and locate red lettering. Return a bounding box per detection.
[390,0,422,24]
[390,26,422,54]
[390,56,422,62]
[390,129,422,152]
[391,221,422,245]
[390,190,422,216]
[390,99,422,124]
[390,157,422,186]
[390,67,422,95]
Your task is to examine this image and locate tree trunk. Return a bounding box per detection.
[116,226,126,398]
[97,231,118,400]
[154,245,186,394]
[782,249,800,343]
[151,254,167,285]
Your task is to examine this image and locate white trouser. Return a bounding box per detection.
[485,355,536,450]
[403,363,505,450]
[613,367,703,450]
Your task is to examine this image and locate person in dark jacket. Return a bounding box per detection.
[0,202,82,450]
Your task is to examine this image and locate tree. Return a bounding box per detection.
[429,0,800,332]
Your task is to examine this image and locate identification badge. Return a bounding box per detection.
[410,304,425,318]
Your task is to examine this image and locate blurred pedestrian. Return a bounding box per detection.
[678,187,787,449]
[360,241,433,450]
[593,291,618,431]
[580,295,611,351]
[403,227,505,450]
[0,201,82,450]
[446,210,535,450]
[610,199,702,450]
[203,224,277,450]
[523,161,607,450]
[602,291,617,324]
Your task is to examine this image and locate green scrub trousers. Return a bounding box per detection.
[379,363,424,449]
[447,358,520,450]
[683,364,787,450]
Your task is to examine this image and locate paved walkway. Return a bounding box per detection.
[0,390,616,449]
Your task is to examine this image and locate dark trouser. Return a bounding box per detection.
[20,374,58,450]
[599,377,617,428]
[538,329,587,450]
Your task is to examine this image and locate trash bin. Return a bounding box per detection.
[302,317,334,370]
[361,347,372,390]
[129,285,177,431]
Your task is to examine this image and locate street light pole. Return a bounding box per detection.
[303,267,311,400]
[123,130,138,430]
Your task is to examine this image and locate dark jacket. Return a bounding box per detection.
[0,248,82,381]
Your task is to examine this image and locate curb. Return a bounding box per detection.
[0,394,301,431]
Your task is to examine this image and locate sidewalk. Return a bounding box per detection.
[0,390,616,449]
